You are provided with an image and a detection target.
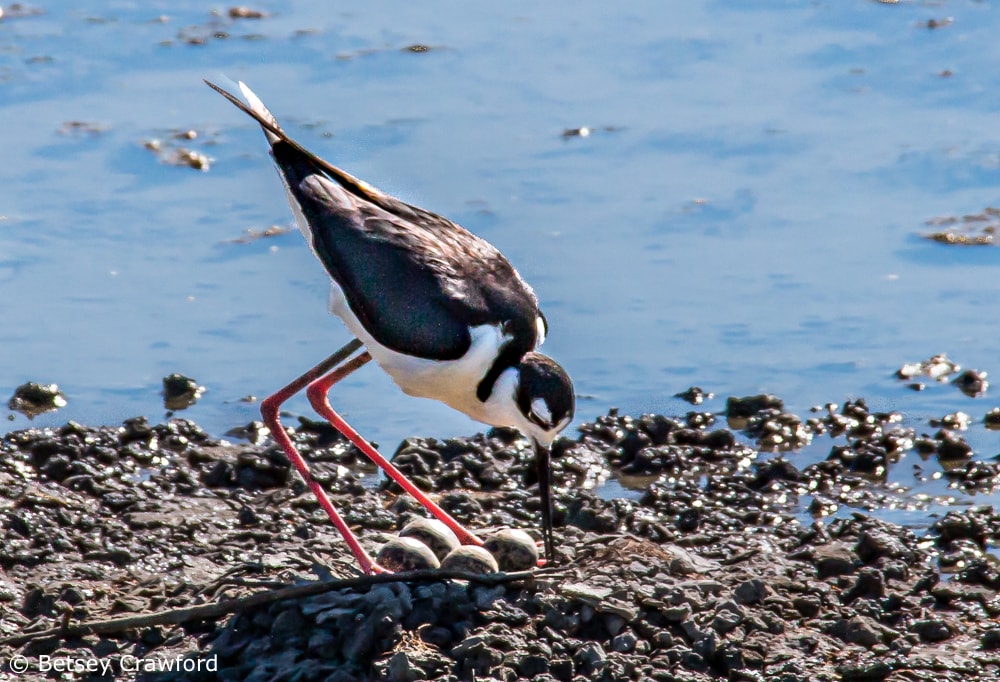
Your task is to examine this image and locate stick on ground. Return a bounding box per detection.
[0,566,564,648]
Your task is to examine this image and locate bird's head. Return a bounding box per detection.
[510,352,574,563]
[512,352,575,446]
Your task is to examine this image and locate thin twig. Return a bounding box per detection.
[0,566,566,647]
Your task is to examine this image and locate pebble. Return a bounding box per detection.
[982,629,1000,650]
[161,373,205,410]
[810,543,858,578]
[726,394,784,419]
[733,579,770,605]
[953,369,988,397]
[0,389,998,681]
[7,382,67,417]
[912,618,952,642]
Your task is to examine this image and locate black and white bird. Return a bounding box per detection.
[207,80,574,574]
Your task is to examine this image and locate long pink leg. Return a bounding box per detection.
[306,359,484,547]
[260,339,386,575]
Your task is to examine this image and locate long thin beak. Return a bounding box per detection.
[534,439,554,562]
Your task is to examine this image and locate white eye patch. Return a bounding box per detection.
[531,397,552,424]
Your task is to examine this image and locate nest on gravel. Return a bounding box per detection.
[2,401,1000,681]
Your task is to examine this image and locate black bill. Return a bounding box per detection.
[534,439,554,562]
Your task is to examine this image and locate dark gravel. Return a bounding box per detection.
[2,392,1000,680]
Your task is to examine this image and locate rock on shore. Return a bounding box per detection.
[1,402,999,681]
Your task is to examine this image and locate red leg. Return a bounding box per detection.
[306,359,484,548]
[260,339,386,575]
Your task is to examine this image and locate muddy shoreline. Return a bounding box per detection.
[2,393,1000,680]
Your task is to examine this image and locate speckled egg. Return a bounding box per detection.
[399,517,461,561]
[375,537,440,572]
[440,545,499,574]
[483,528,539,571]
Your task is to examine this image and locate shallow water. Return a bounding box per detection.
[2,1,999,512]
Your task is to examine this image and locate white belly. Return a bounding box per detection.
[327,283,516,427]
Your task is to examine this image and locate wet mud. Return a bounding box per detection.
[2,376,1000,681]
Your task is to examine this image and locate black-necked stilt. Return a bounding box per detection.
[207,80,574,574]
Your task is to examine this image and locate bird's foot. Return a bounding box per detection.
[534,540,554,568]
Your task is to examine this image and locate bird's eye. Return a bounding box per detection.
[535,315,548,346]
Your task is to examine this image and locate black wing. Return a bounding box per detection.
[208,80,543,363]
